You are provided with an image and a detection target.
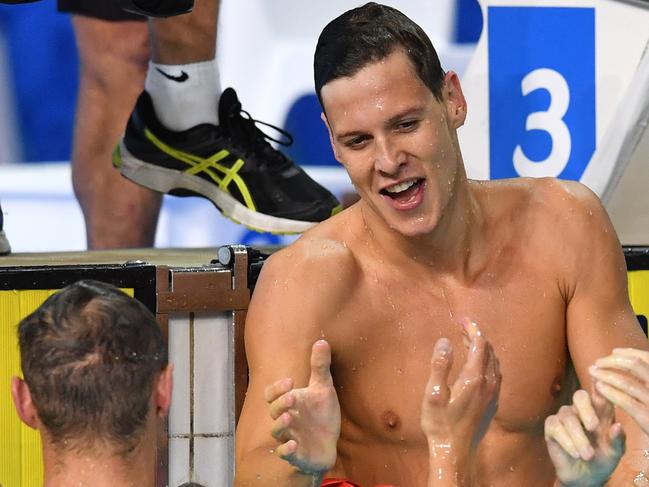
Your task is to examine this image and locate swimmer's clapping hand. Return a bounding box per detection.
[420,318,502,486]
[265,340,341,479]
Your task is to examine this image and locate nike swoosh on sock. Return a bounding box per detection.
[156,68,189,82]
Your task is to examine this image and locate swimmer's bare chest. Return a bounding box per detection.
[326,262,574,485]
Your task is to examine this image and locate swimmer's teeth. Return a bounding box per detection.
[385,180,416,194]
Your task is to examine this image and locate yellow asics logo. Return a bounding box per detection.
[145,129,256,210]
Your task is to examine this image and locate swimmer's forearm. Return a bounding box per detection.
[235,449,326,487]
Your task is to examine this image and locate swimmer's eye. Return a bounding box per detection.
[344,135,371,149]
[396,119,419,132]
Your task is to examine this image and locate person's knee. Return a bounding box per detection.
[73,16,149,90]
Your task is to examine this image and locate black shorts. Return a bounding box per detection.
[57,0,146,22]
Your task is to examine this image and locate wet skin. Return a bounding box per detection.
[235,50,649,486]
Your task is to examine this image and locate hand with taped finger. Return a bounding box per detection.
[545,388,625,487]
[420,318,501,486]
[590,348,649,436]
[264,340,341,478]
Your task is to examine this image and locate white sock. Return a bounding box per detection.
[144,59,221,131]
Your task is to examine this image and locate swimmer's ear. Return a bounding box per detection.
[321,112,343,164]
[443,71,467,129]
[155,364,173,418]
[11,376,39,429]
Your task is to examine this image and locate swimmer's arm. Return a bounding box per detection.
[235,249,350,486]
[562,183,649,484]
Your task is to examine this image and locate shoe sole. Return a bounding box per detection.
[0,230,10,255]
[115,142,318,235]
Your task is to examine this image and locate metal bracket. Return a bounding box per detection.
[214,245,268,293]
[155,248,252,314]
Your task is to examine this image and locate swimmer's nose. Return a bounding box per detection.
[373,137,405,176]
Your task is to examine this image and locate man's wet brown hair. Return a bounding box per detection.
[18,279,167,455]
[314,2,446,109]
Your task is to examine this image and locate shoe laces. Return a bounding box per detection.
[225,104,295,172]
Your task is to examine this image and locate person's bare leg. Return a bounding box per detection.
[149,0,218,64]
[71,16,162,249]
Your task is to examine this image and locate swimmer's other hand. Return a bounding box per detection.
[545,389,625,487]
[591,348,649,437]
[420,318,501,452]
[265,340,341,476]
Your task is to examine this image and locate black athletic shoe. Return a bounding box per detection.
[117,0,193,17]
[113,88,342,234]
[0,202,10,255]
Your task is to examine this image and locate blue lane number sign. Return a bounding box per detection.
[488,7,596,180]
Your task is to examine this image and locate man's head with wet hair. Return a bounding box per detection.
[11,279,169,457]
[314,2,446,110]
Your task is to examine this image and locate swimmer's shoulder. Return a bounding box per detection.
[251,208,363,314]
[527,177,608,226]
[479,177,606,223]
[490,177,618,266]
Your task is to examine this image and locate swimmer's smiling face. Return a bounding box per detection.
[321,49,467,237]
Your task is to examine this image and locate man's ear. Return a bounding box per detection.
[11,376,39,429]
[155,364,173,418]
[321,112,343,164]
[443,71,467,129]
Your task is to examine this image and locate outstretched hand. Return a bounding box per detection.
[265,340,341,476]
[545,388,625,487]
[420,318,501,459]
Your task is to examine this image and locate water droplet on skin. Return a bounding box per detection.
[634,471,649,486]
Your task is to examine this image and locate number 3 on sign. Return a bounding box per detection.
[513,68,572,177]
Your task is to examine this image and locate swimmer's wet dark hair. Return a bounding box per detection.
[18,279,167,456]
[314,2,446,109]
